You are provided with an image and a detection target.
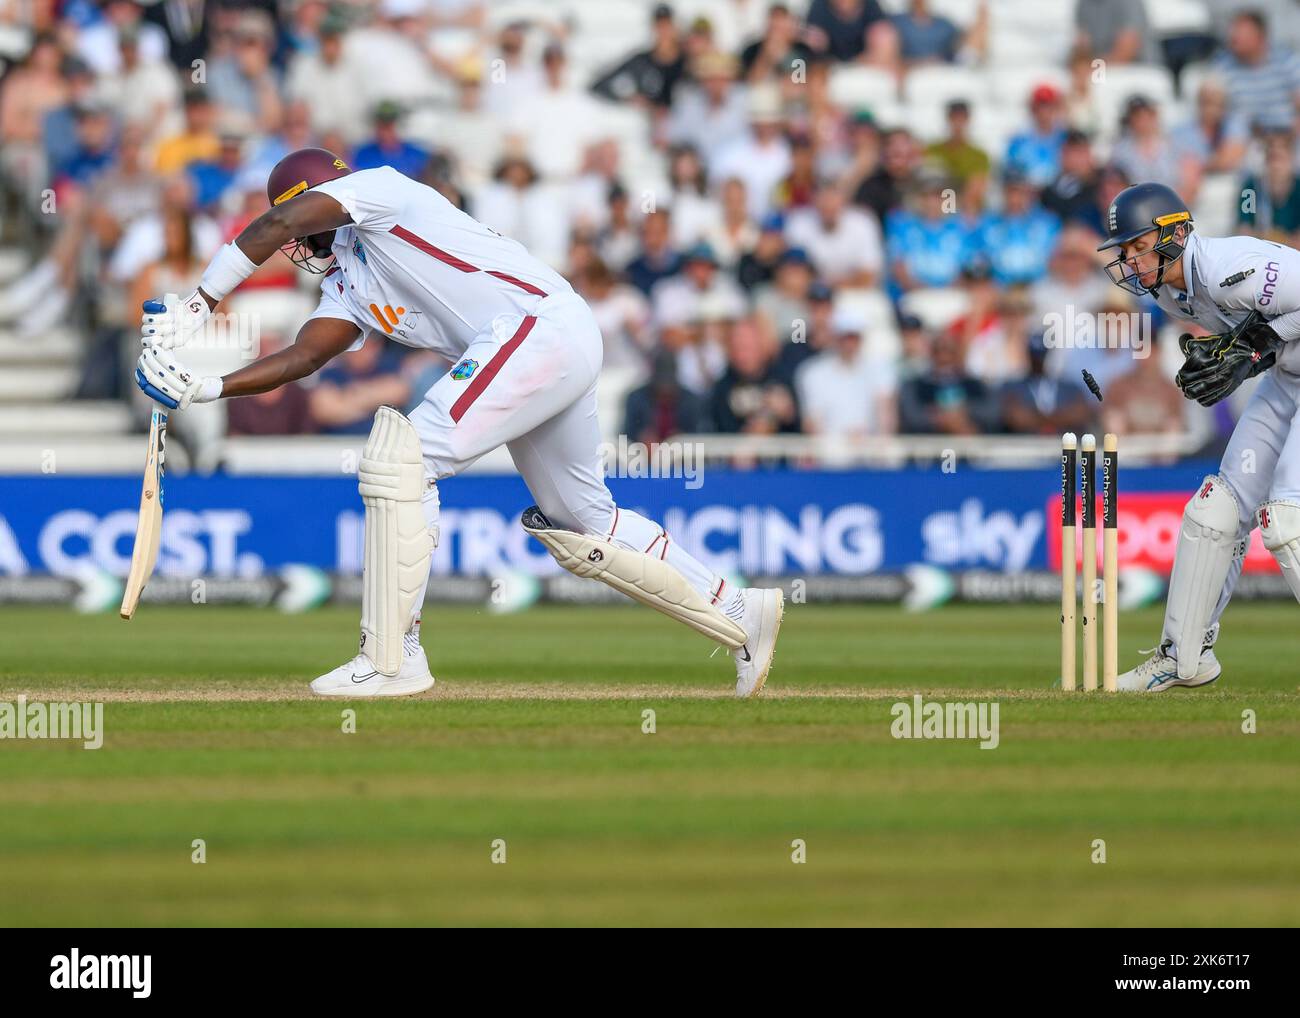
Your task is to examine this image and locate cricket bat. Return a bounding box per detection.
[120,407,168,620]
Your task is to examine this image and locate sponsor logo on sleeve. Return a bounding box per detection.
[1258,261,1280,306]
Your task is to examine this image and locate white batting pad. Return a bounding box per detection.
[1258,499,1300,603]
[1166,476,1240,679]
[522,506,747,649]
[359,407,435,676]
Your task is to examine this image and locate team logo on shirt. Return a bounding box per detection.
[352,238,368,264]
[451,358,479,381]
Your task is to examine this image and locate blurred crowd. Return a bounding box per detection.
[0,0,1297,456]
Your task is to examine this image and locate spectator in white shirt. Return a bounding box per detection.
[508,43,602,179]
[651,241,748,330]
[785,179,883,287]
[666,51,750,164]
[795,305,898,439]
[709,83,792,219]
[286,16,369,146]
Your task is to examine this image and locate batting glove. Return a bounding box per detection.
[135,343,222,410]
[141,292,210,350]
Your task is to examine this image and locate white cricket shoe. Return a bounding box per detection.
[310,646,435,697]
[1117,625,1221,693]
[733,587,784,698]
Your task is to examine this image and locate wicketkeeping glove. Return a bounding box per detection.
[1175,311,1280,407]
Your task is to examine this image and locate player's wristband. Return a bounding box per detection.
[195,376,224,403]
[199,242,258,302]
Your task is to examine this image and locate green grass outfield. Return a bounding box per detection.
[1,602,1297,927]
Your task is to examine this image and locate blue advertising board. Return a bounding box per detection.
[0,464,1216,580]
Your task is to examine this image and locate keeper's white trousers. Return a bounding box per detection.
[1178,367,1300,648]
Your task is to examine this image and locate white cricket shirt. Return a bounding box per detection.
[308,166,572,357]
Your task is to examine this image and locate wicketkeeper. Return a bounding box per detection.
[133,149,784,697]
[1097,182,1300,691]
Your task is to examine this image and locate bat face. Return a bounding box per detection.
[119,408,168,620]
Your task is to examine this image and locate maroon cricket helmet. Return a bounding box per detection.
[266,147,352,273]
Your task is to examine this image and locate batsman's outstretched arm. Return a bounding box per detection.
[219,316,362,398]
[196,192,355,310]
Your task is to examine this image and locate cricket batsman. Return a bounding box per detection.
[1096,182,1300,691]
[133,149,783,697]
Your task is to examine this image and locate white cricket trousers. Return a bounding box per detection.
[408,291,736,609]
[1185,367,1300,644]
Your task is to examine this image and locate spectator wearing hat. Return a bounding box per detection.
[804,0,895,66]
[755,246,814,346]
[651,240,747,329]
[625,209,682,295]
[776,279,836,381]
[709,84,793,220]
[898,331,997,435]
[973,168,1060,286]
[154,89,220,174]
[1040,129,1099,226]
[1238,129,1300,243]
[924,100,990,212]
[1001,331,1094,436]
[666,51,748,163]
[1005,84,1068,188]
[1212,8,1300,133]
[896,311,930,380]
[786,178,883,286]
[1109,94,1194,197]
[885,170,974,293]
[795,304,896,441]
[474,155,570,269]
[207,10,283,134]
[737,212,789,292]
[285,13,369,146]
[624,349,711,445]
[591,3,686,110]
[711,317,800,435]
[353,101,431,177]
